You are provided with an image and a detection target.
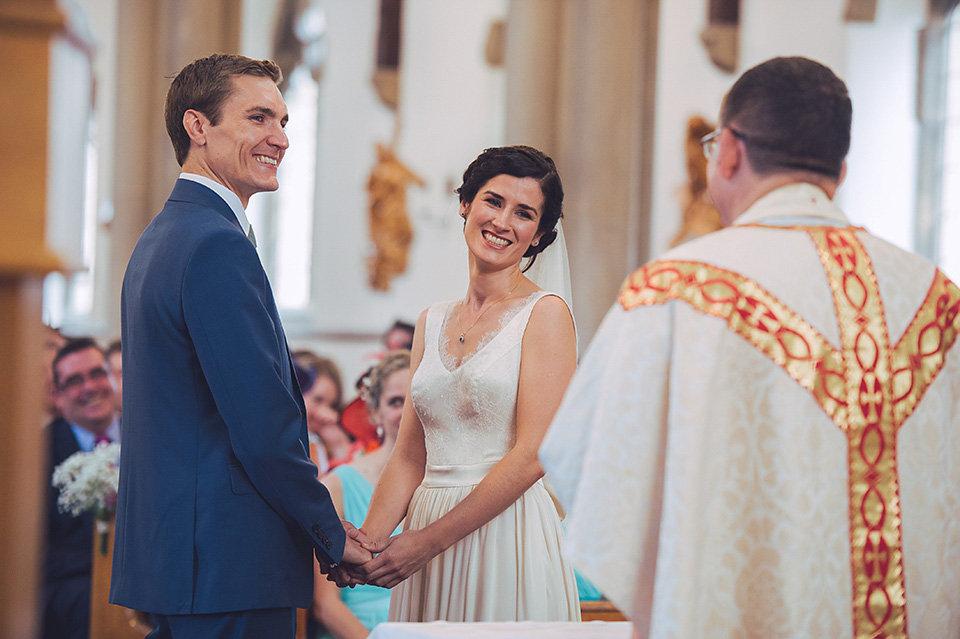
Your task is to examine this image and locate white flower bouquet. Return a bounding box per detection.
[52,441,120,554]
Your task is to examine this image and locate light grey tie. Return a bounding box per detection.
[247,224,257,248]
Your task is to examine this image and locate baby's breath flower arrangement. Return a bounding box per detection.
[52,442,120,555]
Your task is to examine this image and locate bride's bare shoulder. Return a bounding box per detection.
[530,293,573,324]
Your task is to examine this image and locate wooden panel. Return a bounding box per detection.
[0,277,47,638]
[580,600,628,622]
[0,2,64,636]
[90,518,153,638]
[89,517,309,637]
[0,1,63,276]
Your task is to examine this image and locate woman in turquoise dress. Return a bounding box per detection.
[311,351,410,639]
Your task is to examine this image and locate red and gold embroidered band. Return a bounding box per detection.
[810,228,906,637]
[618,227,960,638]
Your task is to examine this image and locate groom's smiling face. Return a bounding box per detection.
[191,74,290,207]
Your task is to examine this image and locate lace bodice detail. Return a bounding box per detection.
[411,292,554,466]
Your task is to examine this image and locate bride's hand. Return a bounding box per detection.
[359,529,439,589]
[359,535,391,555]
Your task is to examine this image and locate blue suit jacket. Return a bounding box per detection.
[110,179,345,614]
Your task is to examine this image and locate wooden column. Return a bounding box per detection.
[0,1,65,637]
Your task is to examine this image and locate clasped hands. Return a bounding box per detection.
[322,520,435,590]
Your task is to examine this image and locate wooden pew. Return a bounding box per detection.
[580,599,627,622]
[89,518,154,638]
[89,517,309,638]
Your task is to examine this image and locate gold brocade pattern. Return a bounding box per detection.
[809,228,905,638]
[618,260,845,405]
[618,227,960,639]
[890,269,960,425]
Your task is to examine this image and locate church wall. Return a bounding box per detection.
[241,0,930,383]
[841,0,924,250]
[650,0,924,260]
[242,0,508,387]
[52,0,928,386]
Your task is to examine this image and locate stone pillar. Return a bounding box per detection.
[0,1,65,636]
[504,0,562,155]
[505,0,660,345]
[104,0,243,338]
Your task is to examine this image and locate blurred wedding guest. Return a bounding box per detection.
[41,324,66,422]
[347,319,416,448]
[104,339,123,415]
[339,358,397,452]
[294,362,329,474]
[542,57,960,638]
[295,350,364,471]
[339,391,380,453]
[352,146,580,621]
[42,337,119,639]
[311,351,410,639]
[382,319,414,351]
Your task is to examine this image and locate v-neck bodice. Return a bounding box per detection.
[411,291,553,466]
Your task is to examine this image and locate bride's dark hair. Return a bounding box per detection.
[456,145,564,271]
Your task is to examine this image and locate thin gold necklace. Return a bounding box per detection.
[457,279,522,344]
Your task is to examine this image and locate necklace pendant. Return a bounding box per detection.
[459,334,465,343]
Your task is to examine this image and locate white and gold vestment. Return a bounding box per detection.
[541,184,960,639]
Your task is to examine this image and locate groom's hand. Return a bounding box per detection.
[341,536,372,566]
[358,529,436,589]
[326,538,371,587]
[343,520,374,548]
[323,520,372,588]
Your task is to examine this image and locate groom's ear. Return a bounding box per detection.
[183,109,209,147]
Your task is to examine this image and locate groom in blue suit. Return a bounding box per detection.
[110,54,370,638]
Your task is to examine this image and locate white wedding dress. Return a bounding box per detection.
[389,291,580,622]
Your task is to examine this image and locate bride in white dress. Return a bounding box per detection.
[354,146,580,622]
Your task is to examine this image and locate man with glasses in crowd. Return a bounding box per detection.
[542,56,960,638]
[42,337,119,639]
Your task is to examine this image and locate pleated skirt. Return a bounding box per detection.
[388,461,580,622]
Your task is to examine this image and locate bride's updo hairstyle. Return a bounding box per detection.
[456,145,564,271]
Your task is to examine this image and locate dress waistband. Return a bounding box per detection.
[421,460,499,487]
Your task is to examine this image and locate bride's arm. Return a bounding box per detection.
[361,295,576,588]
[311,473,372,639]
[360,310,429,542]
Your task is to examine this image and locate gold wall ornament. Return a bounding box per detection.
[670,116,722,248]
[618,226,960,638]
[366,144,424,291]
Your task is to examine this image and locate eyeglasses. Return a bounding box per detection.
[59,366,109,392]
[700,126,748,160]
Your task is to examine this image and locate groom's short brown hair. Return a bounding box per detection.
[165,53,282,166]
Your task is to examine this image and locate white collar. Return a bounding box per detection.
[734,183,850,228]
[179,173,251,235]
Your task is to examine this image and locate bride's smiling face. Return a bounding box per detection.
[461,174,544,268]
